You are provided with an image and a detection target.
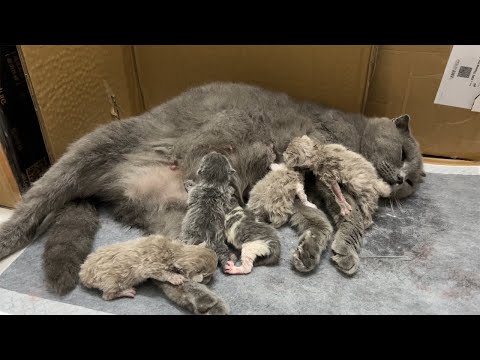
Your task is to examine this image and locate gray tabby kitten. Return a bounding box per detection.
[180,152,237,269]
[0,82,425,315]
[224,205,281,275]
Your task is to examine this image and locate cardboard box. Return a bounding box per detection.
[0,46,50,207]
[0,45,377,207]
[365,45,480,161]
[134,45,377,114]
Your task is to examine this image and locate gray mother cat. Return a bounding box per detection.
[0,82,424,314]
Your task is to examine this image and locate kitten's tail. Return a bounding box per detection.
[44,199,99,295]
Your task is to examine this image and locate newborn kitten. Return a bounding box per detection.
[180,152,237,270]
[79,235,217,300]
[247,163,317,228]
[284,135,391,227]
[223,204,281,275]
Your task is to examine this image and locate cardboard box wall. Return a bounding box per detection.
[0,45,375,208]
[19,45,376,162]
[366,45,480,161]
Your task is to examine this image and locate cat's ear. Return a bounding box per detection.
[393,114,411,133]
[198,241,208,247]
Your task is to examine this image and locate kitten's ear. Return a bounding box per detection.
[198,242,207,247]
[393,114,411,133]
[301,135,310,140]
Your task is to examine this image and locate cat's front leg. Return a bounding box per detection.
[329,192,364,275]
[155,280,230,315]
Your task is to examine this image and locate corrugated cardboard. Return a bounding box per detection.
[0,144,21,208]
[18,45,144,161]
[366,45,480,161]
[134,45,377,114]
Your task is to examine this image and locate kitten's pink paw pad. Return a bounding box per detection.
[168,274,186,285]
[119,288,136,298]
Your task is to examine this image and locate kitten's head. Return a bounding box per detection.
[283,135,315,168]
[197,151,236,184]
[174,243,218,284]
[361,115,425,199]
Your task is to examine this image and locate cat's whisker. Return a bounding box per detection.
[389,198,395,214]
[395,197,404,212]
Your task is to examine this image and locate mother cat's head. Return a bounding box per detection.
[361,114,425,199]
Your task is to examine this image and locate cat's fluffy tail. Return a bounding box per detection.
[43,200,99,295]
[0,155,84,260]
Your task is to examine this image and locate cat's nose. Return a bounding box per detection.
[396,175,404,184]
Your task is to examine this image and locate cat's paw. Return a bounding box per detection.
[330,237,360,275]
[339,201,352,216]
[292,230,321,273]
[187,283,230,315]
[168,274,186,285]
[224,260,236,274]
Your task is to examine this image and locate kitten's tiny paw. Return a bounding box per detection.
[168,274,186,285]
[224,261,235,274]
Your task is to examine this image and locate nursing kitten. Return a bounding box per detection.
[247,163,317,228]
[180,152,237,270]
[283,135,391,228]
[79,235,217,300]
[224,204,281,275]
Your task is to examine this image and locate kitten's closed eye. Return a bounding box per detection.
[401,148,406,162]
[405,179,413,186]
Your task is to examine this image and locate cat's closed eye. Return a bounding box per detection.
[401,148,406,162]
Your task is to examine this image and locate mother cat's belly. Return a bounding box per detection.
[117,164,187,203]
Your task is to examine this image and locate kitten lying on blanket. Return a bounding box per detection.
[247,163,317,228]
[223,203,281,275]
[283,135,391,228]
[181,152,239,270]
[79,235,217,300]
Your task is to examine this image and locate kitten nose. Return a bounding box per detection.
[396,175,404,184]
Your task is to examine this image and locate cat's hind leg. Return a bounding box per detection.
[224,240,268,275]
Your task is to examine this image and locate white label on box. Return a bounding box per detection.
[434,45,480,112]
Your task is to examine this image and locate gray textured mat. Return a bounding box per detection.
[0,172,479,314]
